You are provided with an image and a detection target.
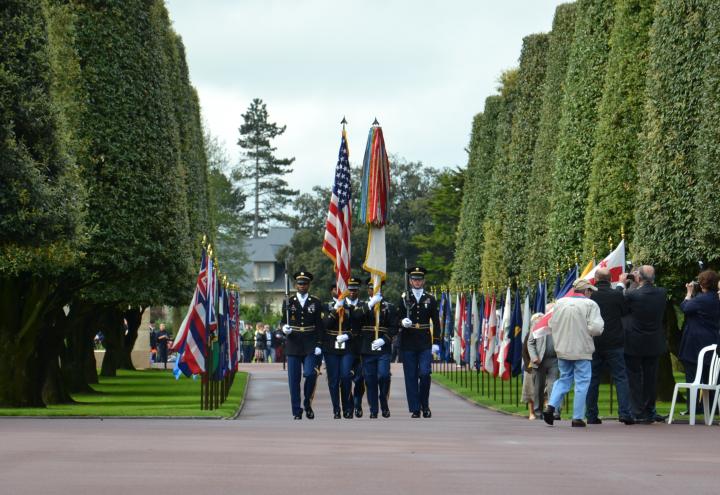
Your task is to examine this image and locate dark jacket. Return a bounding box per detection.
[321,300,361,355]
[352,300,398,355]
[623,284,667,357]
[590,280,628,351]
[678,291,720,364]
[281,294,324,356]
[397,291,441,351]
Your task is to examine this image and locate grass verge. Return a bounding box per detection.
[0,370,248,418]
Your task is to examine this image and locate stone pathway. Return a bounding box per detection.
[0,363,717,494]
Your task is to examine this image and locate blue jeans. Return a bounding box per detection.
[586,348,632,420]
[402,349,433,413]
[549,359,591,420]
[287,354,319,416]
[363,353,392,414]
[324,353,355,413]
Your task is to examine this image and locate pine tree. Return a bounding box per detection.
[234,98,298,237]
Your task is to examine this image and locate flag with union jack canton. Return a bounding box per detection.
[322,129,352,296]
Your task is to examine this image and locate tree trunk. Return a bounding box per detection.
[100,306,125,377]
[253,152,259,237]
[40,308,74,405]
[118,306,144,370]
[64,301,99,393]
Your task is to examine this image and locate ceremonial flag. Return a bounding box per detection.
[174,248,211,377]
[496,287,512,380]
[531,311,553,339]
[442,292,454,362]
[556,265,578,299]
[214,285,228,380]
[228,289,239,371]
[483,295,497,374]
[582,240,626,284]
[534,279,547,314]
[469,293,480,368]
[360,123,390,296]
[453,293,463,364]
[580,258,595,278]
[521,290,531,342]
[509,288,524,376]
[322,128,352,296]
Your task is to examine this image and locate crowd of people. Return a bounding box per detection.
[521,265,720,427]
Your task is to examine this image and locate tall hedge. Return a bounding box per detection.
[500,33,549,277]
[583,0,655,259]
[633,0,708,284]
[546,0,615,268]
[522,3,577,281]
[0,0,85,406]
[451,96,502,287]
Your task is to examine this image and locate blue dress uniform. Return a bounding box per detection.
[322,278,362,419]
[349,315,366,418]
[352,281,397,418]
[398,266,441,418]
[282,272,324,420]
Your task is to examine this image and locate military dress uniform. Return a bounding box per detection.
[398,267,441,418]
[352,281,398,418]
[282,272,324,420]
[322,279,362,419]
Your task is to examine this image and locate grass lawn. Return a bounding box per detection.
[0,369,247,418]
[432,366,681,420]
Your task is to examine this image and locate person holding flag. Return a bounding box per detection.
[399,266,441,418]
[281,271,324,420]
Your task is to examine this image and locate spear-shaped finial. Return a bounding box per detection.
[341,116,347,127]
[372,117,379,126]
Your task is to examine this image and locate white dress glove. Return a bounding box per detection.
[282,324,292,335]
[368,293,383,309]
[336,333,349,343]
[371,338,385,350]
[401,317,413,328]
[314,346,322,356]
[333,299,344,310]
[432,344,440,354]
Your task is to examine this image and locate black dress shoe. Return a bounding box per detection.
[571,419,587,427]
[334,411,341,419]
[382,409,391,418]
[411,411,421,418]
[586,418,602,424]
[343,410,353,419]
[422,409,432,418]
[542,405,555,426]
[293,412,303,420]
[354,407,363,418]
[305,407,315,420]
[618,416,635,425]
[370,412,378,419]
[635,416,653,424]
[652,414,667,423]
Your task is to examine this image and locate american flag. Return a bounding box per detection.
[322,129,352,296]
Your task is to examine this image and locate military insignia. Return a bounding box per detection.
[308,304,315,314]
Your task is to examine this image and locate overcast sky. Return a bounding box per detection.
[165,0,567,194]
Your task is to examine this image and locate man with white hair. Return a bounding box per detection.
[543,279,604,427]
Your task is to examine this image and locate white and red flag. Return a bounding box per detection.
[582,239,626,284]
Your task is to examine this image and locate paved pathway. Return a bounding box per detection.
[0,363,718,494]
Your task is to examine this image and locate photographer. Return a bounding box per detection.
[679,270,720,410]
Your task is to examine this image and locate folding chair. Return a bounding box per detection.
[668,344,720,425]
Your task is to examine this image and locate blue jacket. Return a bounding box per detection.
[679,291,720,364]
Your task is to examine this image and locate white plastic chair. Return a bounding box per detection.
[668,344,720,425]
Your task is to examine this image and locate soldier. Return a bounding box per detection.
[352,277,397,418]
[281,271,324,420]
[322,277,362,419]
[398,266,441,418]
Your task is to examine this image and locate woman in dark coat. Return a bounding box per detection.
[679,270,720,408]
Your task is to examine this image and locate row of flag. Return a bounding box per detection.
[436,240,626,377]
[170,247,242,380]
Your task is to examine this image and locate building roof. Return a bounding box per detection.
[238,227,295,292]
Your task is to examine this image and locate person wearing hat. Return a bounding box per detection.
[542,278,604,427]
[350,277,398,418]
[281,271,324,420]
[322,277,362,419]
[398,266,441,418]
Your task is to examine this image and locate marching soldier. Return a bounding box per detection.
[398,266,441,418]
[281,271,324,420]
[352,277,397,418]
[322,277,362,419]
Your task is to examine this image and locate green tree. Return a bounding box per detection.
[234,98,298,237]
[546,0,615,269]
[411,167,465,286]
[583,0,655,259]
[522,2,577,282]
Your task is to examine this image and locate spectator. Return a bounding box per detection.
[620,265,667,423]
[528,311,560,421]
[679,270,720,412]
[587,268,634,425]
[542,279,604,427]
[94,331,105,350]
[156,323,170,369]
[148,320,158,363]
[254,322,267,362]
[241,323,255,363]
[264,324,274,362]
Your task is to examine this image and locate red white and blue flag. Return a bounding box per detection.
[322,129,352,296]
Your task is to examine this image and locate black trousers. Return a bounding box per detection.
[624,354,658,419]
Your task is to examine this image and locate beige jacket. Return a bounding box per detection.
[548,294,604,360]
